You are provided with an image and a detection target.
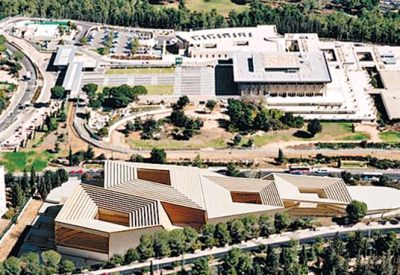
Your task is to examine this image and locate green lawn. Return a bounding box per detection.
[144,85,174,95]
[379,131,400,142]
[127,122,370,150]
[247,122,369,147]
[0,151,53,172]
[163,0,248,15]
[106,67,175,75]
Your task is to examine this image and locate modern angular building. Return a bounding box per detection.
[55,161,400,260]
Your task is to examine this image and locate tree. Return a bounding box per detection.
[176,95,189,109]
[56,169,69,183]
[274,212,291,233]
[258,214,274,237]
[221,248,252,275]
[307,119,322,137]
[226,163,240,177]
[137,234,155,261]
[232,134,242,147]
[21,169,29,194]
[241,215,258,240]
[12,183,25,208]
[228,219,246,244]
[50,86,65,99]
[346,231,364,258]
[374,232,397,256]
[205,100,217,113]
[200,224,215,249]
[107,254,124,267]
[277,149,285,164]
[169,229,186,256]
[130,38,140,55]
[265,246,280,275]
[346,200,367,224]
[124,248,139,264]
[41,250,62,269]
[149,148,166,164]
[183,227,199,252]
[82,83,98,99]
[84,145,95,160]
[214,223,231,247]
[191,257,211,275]
[59,260,75,274]
[4,257,22,275]
[153,230,171,258]
[68,146,73,166]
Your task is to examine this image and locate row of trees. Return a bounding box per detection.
[5,167,69,206]
[192,230,400,275]
[0,250,75,275]
[0,0,400,44]
[106,212,312,267]
[1,0,399,45]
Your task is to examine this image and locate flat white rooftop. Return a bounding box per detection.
[233,52,331,83]
[54,46,75,66]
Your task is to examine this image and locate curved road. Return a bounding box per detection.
[0,42,37,135]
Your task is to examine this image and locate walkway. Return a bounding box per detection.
[0,199,43,261]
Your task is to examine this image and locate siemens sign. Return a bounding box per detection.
[190,32,253,41]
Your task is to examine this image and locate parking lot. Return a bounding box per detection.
[86,27,159,57]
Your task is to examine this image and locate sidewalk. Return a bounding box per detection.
[0,199,43,261]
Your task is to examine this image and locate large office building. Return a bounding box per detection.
[55,161,400,260]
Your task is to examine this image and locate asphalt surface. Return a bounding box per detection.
[0,42,37,134]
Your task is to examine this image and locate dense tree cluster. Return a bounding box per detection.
[83,83,146,110]
[170,109,203,140]
[226,99,303,133]
[1,0,399,45]
[5,167,69,207]
[0,250,75,275]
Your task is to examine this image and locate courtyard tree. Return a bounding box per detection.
[307,119,322,137]
[346,200,367,224]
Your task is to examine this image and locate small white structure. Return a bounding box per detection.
[0,166,7,217]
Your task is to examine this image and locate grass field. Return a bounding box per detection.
[128,136,227,150]
[163,0,248,15]
[248,122,369,147]
[126,122,370,150]
[0,151,53,172]
[106,67,175,75]
[144,85,174,95]
[379,131,400,142]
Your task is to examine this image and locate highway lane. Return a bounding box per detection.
[0,42,37,135]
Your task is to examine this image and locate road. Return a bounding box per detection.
[0,42,37,136]
[89,222,400,275]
